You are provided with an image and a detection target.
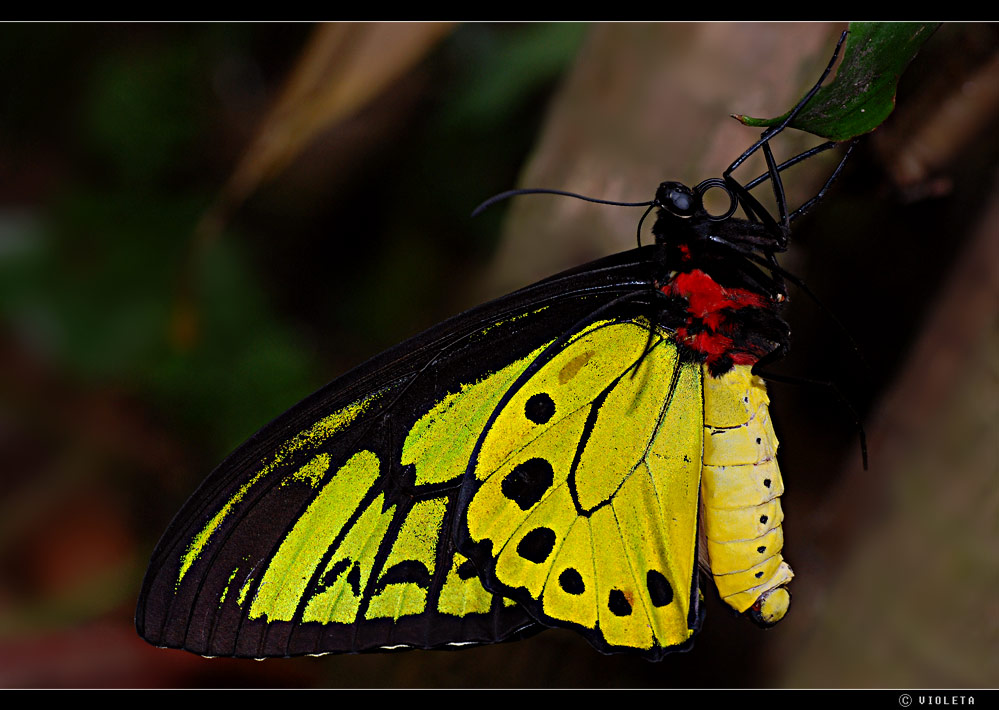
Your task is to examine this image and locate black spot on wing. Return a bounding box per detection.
[646,570,674,607]
[516,527,556,563]
[373,560,431,594]
[501,458,554,511]
[346,564,362,597]
[608,589,632,616]
[524,393,556,424]
[317,559,350,593]
[558,568,585,595]
[456,559,478,581]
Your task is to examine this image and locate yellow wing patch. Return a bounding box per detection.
[365,496,447,621]
[185,341,564,641]
[177,388,387,586]
[249,450,383,623]
[401,341,549,486]
[461,319,704,656]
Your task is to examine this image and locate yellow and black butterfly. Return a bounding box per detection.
[136,36,850,661]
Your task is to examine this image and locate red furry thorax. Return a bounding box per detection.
[663,269,772,368]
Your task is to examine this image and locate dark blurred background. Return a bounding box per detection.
[0,22,995,688]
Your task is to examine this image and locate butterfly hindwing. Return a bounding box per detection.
[136,250,662,657]
[457,317,705,660]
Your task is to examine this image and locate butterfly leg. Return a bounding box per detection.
[723,29,848,179]
[721,29,849,246]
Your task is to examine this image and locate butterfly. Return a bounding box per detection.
[136,35,851,661]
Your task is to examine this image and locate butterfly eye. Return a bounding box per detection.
[655,182,699,218]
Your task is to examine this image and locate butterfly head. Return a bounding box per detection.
[656,178,740,221]
[655,182,699,218]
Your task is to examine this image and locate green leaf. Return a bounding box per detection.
[738,23,939,141]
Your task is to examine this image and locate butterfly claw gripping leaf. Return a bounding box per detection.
[136,32,878,660]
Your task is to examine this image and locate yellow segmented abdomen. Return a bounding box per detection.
[700,364,793,625]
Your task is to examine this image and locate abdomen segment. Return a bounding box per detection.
[700,365,793,625]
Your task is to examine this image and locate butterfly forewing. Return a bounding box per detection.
[136,250,659,658]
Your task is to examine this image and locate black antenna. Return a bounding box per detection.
[471,188,653,218]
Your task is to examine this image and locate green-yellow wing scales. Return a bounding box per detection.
[137,252,686,659]
[457,318,705,659]
[137,260,792,659]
